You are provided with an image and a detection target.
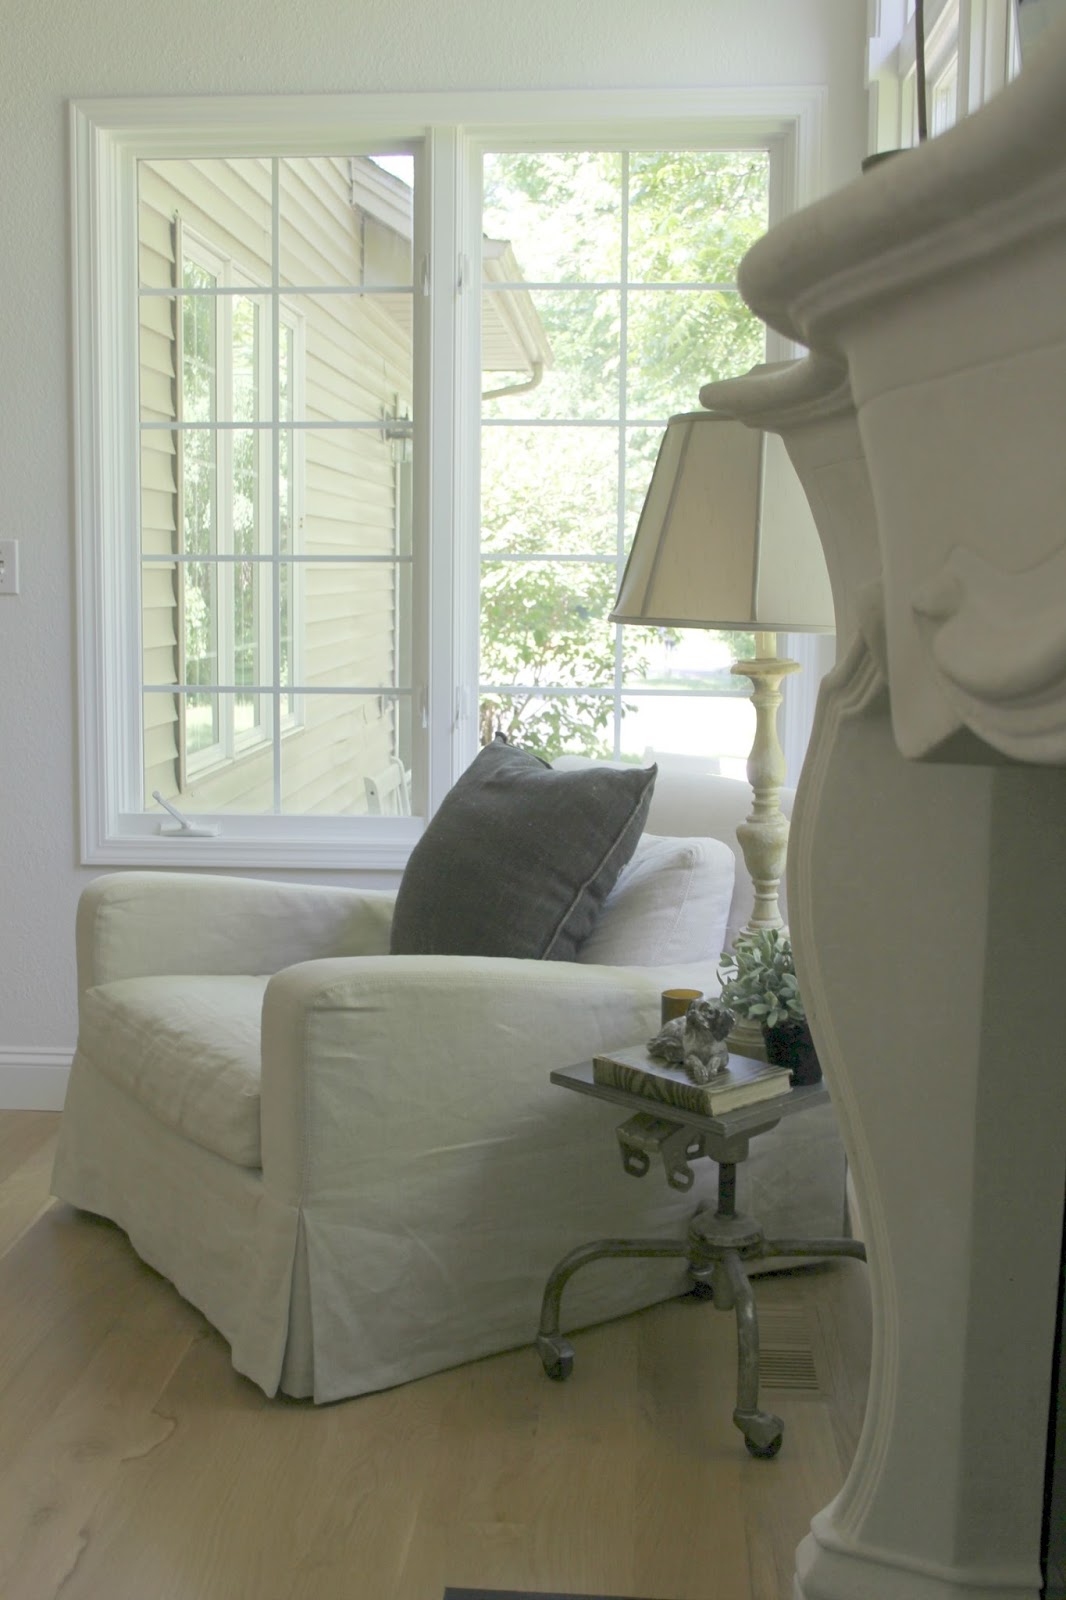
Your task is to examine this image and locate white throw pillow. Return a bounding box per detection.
[576,833,736,969]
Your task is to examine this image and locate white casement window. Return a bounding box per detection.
[71,92,824,868]
[867,0,1020,152]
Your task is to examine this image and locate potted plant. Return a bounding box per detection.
[717,929,822,1085]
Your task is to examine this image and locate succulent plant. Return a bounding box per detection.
[717,928,805,1029]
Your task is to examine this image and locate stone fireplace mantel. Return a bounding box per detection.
[700,19,1066,1600]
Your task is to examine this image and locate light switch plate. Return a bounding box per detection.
[0,540,19,595]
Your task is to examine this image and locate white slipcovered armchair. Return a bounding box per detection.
[53,765,846,1403]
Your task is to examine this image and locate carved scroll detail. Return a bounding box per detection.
[912,543,1066,761]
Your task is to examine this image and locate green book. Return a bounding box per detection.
[593,1043,792,1116]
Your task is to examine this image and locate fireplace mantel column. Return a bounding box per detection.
[701,24,1066,1599]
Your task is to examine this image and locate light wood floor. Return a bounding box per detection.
[0,1112,871,1600]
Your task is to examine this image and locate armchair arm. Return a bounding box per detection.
[77,872,396,993]
[259,955,666,1203]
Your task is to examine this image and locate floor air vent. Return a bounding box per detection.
[757,1302,822,1392]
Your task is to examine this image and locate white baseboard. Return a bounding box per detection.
[0,1049,72,1110]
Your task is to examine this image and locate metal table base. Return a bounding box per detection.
[536,1064,866,1459]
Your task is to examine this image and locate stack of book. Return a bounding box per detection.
[592,1043,791,1116]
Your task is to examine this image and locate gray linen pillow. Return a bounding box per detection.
[390,736,657,960]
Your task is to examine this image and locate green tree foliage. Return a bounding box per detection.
[479,148,770,759]
[479,560,619,757]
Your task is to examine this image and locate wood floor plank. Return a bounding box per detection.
[400,1316,640,1599]
[0,1110,59,1188]
[0,1205,200,1455]
[630,1296,753,1600]
[740,1399,847,1600]
[0,1111,59,1259]
[810,1257,872,1465]
[0,1280,199,1600]
[514,1318,641,1598]
[57,1320,446,1600]
[0,1111,873,1600]
[0,1134,59,1257]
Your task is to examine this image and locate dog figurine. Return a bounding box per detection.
[647,998,735,1085]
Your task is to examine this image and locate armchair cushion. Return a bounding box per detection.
[390,735,656,960]
[76,872,395,992]
[576,833,736,969]
[80,974,267,1168]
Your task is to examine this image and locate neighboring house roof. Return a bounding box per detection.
[349,156,554,379]
[480,237,554,376]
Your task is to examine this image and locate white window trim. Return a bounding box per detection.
[71,88,826,870]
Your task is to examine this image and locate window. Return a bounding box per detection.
[71,92,823,866]
[868,0,1018,153]
[477,149,771,780]
[135,154,410,831]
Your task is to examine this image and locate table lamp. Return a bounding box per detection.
[612,409,833,1047]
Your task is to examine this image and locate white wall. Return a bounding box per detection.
[0,0,866,1097]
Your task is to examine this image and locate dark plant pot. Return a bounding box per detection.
[762,1019,822,1087]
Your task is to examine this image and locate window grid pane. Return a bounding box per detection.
[478,147,768,764]
[138,153,415,813]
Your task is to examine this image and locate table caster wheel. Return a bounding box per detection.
[745,1431,783,1459]
[536,1333,574,1381]
[735,1408,784,1458]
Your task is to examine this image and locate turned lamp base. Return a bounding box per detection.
[725,634,799,1058]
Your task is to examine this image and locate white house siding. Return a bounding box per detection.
[137,155,408,816]
[137,195,183,800]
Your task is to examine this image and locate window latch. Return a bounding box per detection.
[453,684,471,729]
[152,790,221,838]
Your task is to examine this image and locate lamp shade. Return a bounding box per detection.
[611,410,834,633]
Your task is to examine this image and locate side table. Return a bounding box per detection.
[536,1058,866,1458]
